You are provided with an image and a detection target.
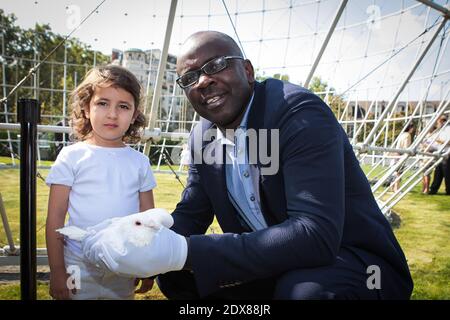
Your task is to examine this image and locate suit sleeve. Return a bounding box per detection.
[189,93,346,297]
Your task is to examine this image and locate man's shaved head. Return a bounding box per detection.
[176,31,255,129]
[180,31,243,59]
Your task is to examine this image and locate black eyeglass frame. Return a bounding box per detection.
[176,55,244,89]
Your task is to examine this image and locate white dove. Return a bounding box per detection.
[57,208,188,278]
[56,208,174,251]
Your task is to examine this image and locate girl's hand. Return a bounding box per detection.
[134,278,154,294]
[49,270,75,300]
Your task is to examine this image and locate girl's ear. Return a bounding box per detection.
[131,110,139,124]
[83,104,90,119]
[84,109,90,119]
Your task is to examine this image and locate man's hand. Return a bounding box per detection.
[81,226,188,278]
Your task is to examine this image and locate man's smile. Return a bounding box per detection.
[202,93,227,110]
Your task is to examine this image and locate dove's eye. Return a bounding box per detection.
[135,221,142,226]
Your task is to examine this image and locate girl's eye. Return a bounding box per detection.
[120,104,130,110]
[97,101,107,107]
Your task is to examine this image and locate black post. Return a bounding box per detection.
[17,98,40,300]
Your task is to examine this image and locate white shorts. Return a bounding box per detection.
[64,247,135,300]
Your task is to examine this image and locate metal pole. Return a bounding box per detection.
[62,43,68,145]
[0,193,16,253]
[17,98,40,301]
[371,98,450,192]
[143,47,154,116]
[50,63,54,108]
[363,17,448,145]
[143,0,178,156]
[304,0,348,88]
[156,82,177,169]
[1,33,16,166]
[416,0,450,17]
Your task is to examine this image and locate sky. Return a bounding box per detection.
[1,0,449,100]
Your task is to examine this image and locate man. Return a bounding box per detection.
[428,115,450,195]
[155,31,413,299]
[84,31,413,299]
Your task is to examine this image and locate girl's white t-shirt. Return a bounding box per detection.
[46,142,157,254]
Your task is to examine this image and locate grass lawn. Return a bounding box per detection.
[0,159,449,299]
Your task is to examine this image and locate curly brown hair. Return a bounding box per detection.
[70,64,146,144]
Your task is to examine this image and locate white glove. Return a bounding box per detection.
[81,225,188,278]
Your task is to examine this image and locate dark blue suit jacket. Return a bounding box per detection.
[171,79,413,297]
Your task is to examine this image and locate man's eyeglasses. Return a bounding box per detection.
[176,56,244,89]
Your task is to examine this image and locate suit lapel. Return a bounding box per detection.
[197,81,281,229]
[246,82,284,226]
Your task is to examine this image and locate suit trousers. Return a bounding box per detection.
[429,157,450,195]
[157,247,409,300]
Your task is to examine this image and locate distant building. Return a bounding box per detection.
[122,48,147,86]
[111,48,182,115]
[111,48,122,65]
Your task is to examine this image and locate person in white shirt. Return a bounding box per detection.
[178,143,191,171]
[419,127,436,194]
[428,115,450,195]
[45,65,157,300]
[392,124,415,192]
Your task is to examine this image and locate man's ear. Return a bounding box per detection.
[244,60,255,84]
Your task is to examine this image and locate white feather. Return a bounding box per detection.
[56,225,89,241]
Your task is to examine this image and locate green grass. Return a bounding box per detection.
[0,156,54,167]
[392,187,450,299]
[0,162,449,299]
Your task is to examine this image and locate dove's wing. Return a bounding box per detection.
[57,216,121,243]
[56,226,88,241]
[85,217,120,234]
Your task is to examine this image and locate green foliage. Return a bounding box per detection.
[308,76,345,117]
[272,73,290,82]
[255,68,269,82]
[254,69,290,82]
[309,76,330,98]
[0,9,109,126]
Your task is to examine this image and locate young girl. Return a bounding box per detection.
[45,65,156,300]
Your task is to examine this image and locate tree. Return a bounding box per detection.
[309,76,332,99]
[0,9,109,127]
[255,68,290,82]
[273,73,290,82]
[308,76,345,118]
